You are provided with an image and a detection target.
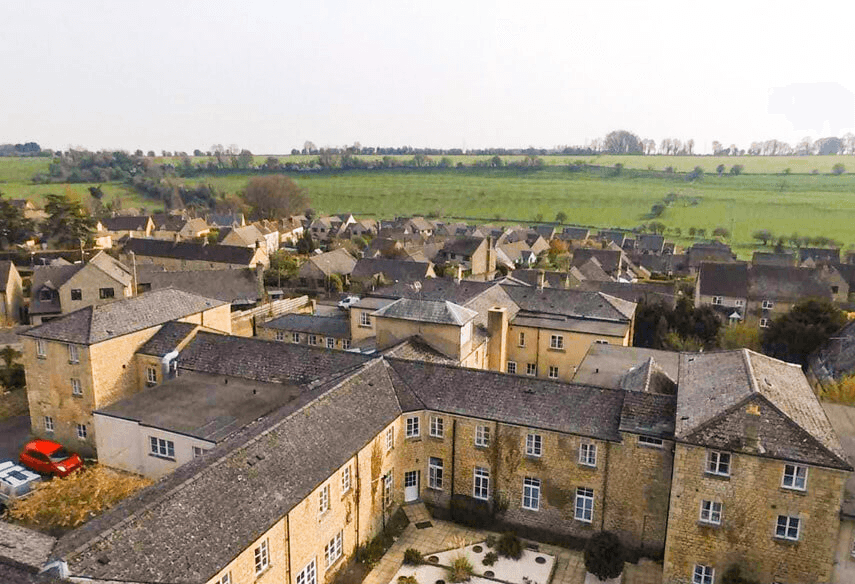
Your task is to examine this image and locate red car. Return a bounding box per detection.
[19,440,83,478]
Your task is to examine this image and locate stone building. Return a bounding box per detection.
[0,260,24,325]
[123,238,269,270]
[258,313,352,350]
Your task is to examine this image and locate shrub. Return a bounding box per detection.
[447,555,474,583]
[398,577,419,584]
[482,551,498,566]
[485,535,497,548]
[403,548,423,565]
[497,532,523,560]
[355,535,385,566]
[721,565,759,584]
[584,532,624,581]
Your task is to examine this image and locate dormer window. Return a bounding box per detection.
[39,289,52,301]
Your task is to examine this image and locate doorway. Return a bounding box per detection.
[404,470,419,502]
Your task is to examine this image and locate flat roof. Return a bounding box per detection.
[511,314,629,337]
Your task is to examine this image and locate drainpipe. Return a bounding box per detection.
[450,419,457,501]
[355,450,361,544]
[601,442,610,532]
[285,514,293,584]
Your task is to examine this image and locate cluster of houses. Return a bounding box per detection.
[5,211,855,584]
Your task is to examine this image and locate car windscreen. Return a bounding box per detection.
[48,448,71,462]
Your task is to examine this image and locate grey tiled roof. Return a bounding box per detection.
[387,359,624,441]
[178,331,370,384]
[370,279,496,305]
[21,289,227,345]
[0,261,13,292]
[747,264,831,302]
[0,563,65,584]
[299,249,357,277]
[102,216,151,231]
[500,286,635,321]
[260,313,350,337]
[560,227,590,240]
[136,321,198,357]
[697,262,749,297]
[752,251,795,267]
[572,249,622,274]
[29,264,82,315]
[57,360,400,584]
[619,357,677,395]
[799,247,840,264]
[124,239,258,265]
[637,234,665,253]
[372,298,478,325]
[619,392,676,438]
[0,521,56,569]
[439,236,485,258]
[352,258,432,283]
[576,280,678,308]
[136,267,261,305]
[676,350,850,469]
[382,337,459,365]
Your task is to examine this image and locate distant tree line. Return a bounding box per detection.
[0,142,51,157]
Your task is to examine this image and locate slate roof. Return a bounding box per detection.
[124,239,259,265]
[136,267,261,305]
[572,249,623,275]
[574,257,612,281]
[372,298,478,326]
[619,392,677,438]
[299,249,357,277]
[576,280,678,308]
[597,230,626,246]
[56,359,401,584]
[136,321,199,357]
[0,563,65,584]
[218,225,265,247]
[205,212,245,228]
[799,247,840,265]
[0,521,56,570]
[101,216,151,232]
[439,237,485,258]
[29,264,82,315]
[261,313,350,338]
[638,234,665,254]
[573,344,680,390]
[747,264,831,302]
[500,286,635,322]
[177,331,369,384]
[809,319,855,388]
[676,350,850,469]
[619,358,677,395]
[687,242,735,268]
[370,279,496,305]
[697,262,749,297]
[510,269,570,289]
[752,251,796,267]
[560,227,590,241]
[21,289,226,345]
[352,258,432,283]
[382,337,459,365]
[388,359,624,441]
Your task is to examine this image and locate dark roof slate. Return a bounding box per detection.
[0,261,12,292]
[352,258,432,283]
[101,216,151,231]
[124,239,258,265]
[440,237,485,258]
[619,392,677,438]
[372,298,477,325]
[136,321,198,357]
[261,314,350,337]
[697,262,749,297]
[136,267,261,305]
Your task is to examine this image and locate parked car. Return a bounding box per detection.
[0,461,41,507]
[338,295,360,310]
[19,440,83,477]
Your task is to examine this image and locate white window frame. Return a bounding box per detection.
[36,339,46,359]
[254,539,270,576]
[526,363,537,376]
[292,332,301,343]
[762,299,774,310]
[71,378,82,396]
[706,450,730,476]
[428,457,443,490]
[759,318,769,328]
[711,296,722,305]
[526,433,542,457]
[309,334,318,345]
[146,366,157,386]
[518,331,525,347]
[548,365,559,379]
[383,471,393,507]
[406,415,420,438]
[522,477,540,511]
[775,515,800,541]
[638,435,663,447]
[429,416,444,439]
[359,312,371,327]
[67,343,79,364]
[549,334,564,349]
[219,572,231,584]
[341,465,351,493]
[77,423,87,440]
[579,443,597,467]
[297,559,316,584]
[149,436,174,458]
[274,331,286,342]
[735,299,744,306]
[507,361,517,374]
[324,531,343,568]
[319,484,330,515]
[782,464,807,491]
[326,337,335,349]
[699,500,722,525]
[575,487,594,522]
[44,416,54,433]
[192,446,209,458]
[343,339,351,350]
[475,425,490,448]
[385,427,395,451]
[693,565,713,584]
[473,467,489,500]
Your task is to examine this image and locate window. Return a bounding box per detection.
[71,378,82,396]
[712,296,722,305]
[149,436,175,458]
[429,457,443,490]
[383,471,393,507]
[385,427,394,451]
[735,299,743,306]
[507,361,517,374]
[297,559,316,584]
[579,443,597,467]
[548,366,559,379]
[309,334,318,345]
[526,433,542,457]
[36,339,46,359]
[193,446,209,458]
[549,335,564,349]
[219,573,231,584]
[759,318,769,328]
[473,467,489,500]
[343,339,351,350]
[67,344,79,364]
[430,416,444,438]
[99,287,115,299]
[522,477,540,510]
[76,423,87,440]
[274,331,286,341]
[700,500,722,525]
[359,312,371,327]
[693,565,713,584]
[326,337,335,349]
[526,363,537,376]
[406,416,420,438]
[146,366,157,386]
[254,539,269,575]
[475,425,490,448]
[292,332,300,343]
[776,515,800,540]
[782,464,807,491]
[319,484,330,515]
[44,416,54,432]
[638,435,664,447]
[706,450,730,476]
[518,332,526,347]
[39,289,52,301]
[594,339,609,345]
[325,531,343,568]
[71,289,82,301]
[341,465,351,493]
[762,299,774,310]
[575,487,594,522]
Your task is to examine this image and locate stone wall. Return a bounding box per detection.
[203,518,288,584]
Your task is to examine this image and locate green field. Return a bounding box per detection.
[3,155,855,258]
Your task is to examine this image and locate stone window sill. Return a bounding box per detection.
[524,454,542,460]
[703,472,730,481]
[406,436,421,442]
[780,486,807,496]
[475,444,489,450]
[148,453,176,462]
[429,435,444,441]
[578,462,597,469]
[254,565,273,581]
[547,348,565,353]
[697,521,721,529]
[772,536,799,546]
[427,486,443,492]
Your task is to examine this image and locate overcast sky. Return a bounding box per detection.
[3,0,854,154]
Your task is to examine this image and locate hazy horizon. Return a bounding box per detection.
[3,0,855,154]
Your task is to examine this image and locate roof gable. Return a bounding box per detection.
[697,262,749,297]
[373,298,477,326]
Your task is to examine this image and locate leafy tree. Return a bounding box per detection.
[242,175,308,221]
[0,346,25,390]
[603,130,643,154]
[264,250,299,287]
[649,203,665,218]
[719,323,761,351]
[762,298,847,365]
[555,211,568,224]
[583,531,624,580]
[0,193,35,249]
[489,155,504,168]
[296,230,316,255]
[328,273,343,293]
[648,221,666,235]
[832,163,846,175]
[716,164,725,177]
[712,227,730,239]
[351,236,368,250]
[752,229,773,245]
[688,227,696,237]
[43,193,96,247]
[729,164,744,176]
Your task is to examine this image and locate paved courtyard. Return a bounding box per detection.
[363,504,661,584]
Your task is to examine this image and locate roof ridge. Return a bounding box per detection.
[742,349,760,395]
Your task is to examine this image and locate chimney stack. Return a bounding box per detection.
[487,306,509,372]
[537,269,546,291]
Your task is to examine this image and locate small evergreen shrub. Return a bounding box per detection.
[497,532,523,560]
[583,532,624,581]
[398,576,419,584]
[485,535,497,548]
[482,552,498,566]
[447,555,474,583]
[403,548,424,566]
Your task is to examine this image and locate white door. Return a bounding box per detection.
[404,470,419,502]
